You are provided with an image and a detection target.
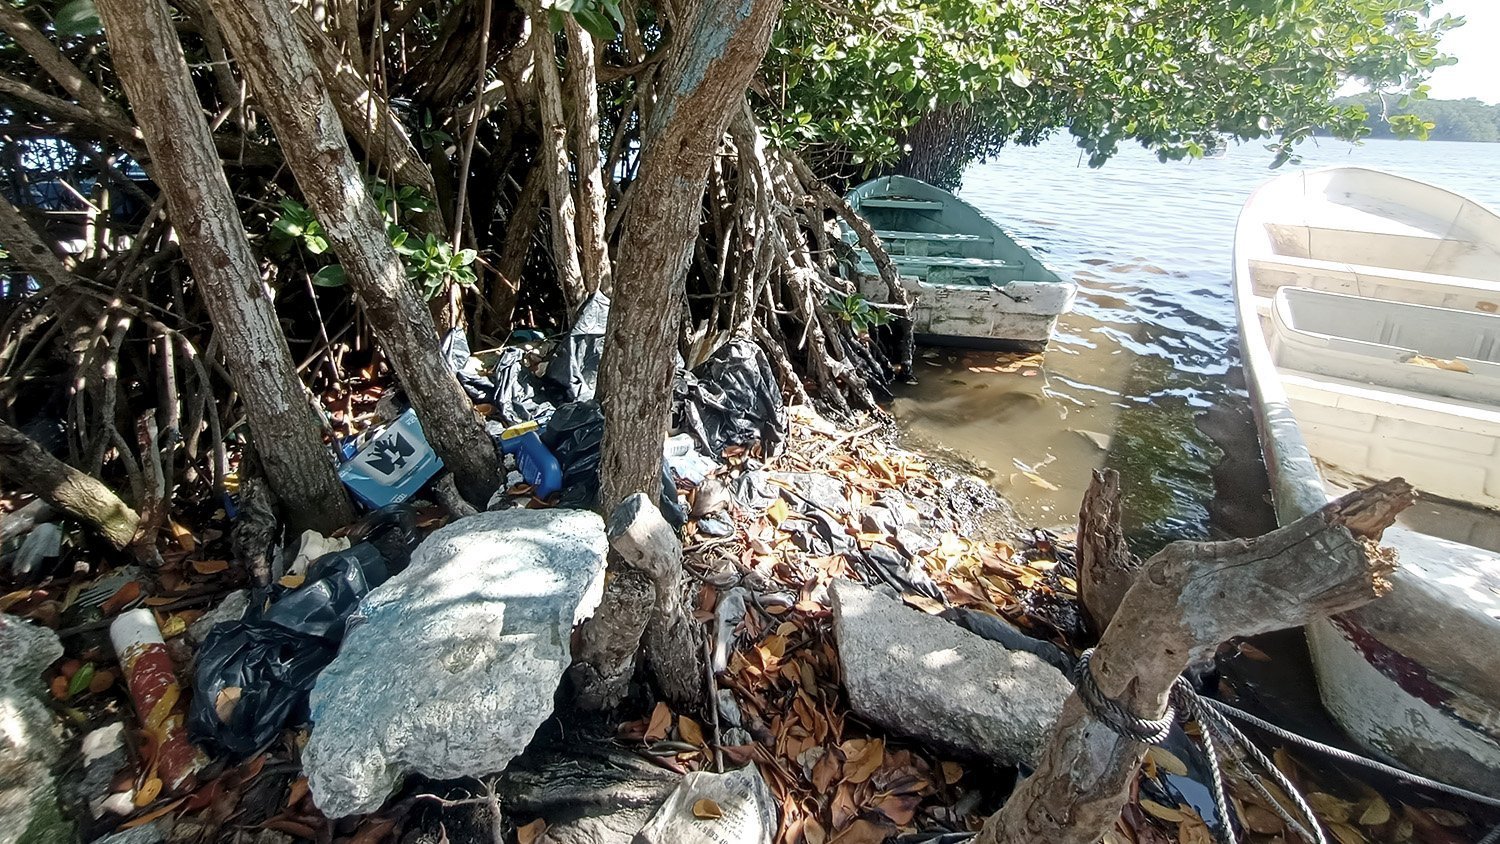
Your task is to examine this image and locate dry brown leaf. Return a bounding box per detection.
[286,777,310,808]
[679,716,705,747]
[940,761,963,785]
[278,574,306,589]
[692,798,723,819]
[215,687,242,723]
[645,702,673,742]
[1146,746,1188,777]
[134,777,163,807]
[852,740,882,785]
[1308,792,1354,824]
[1328,822,1367,844]
[1138,799,1185,823]
[192,559,230,575]
[101,581,143,616]
[812,749,841,792]
[878,793,920,825]
[804,818,827,844]
[119,797,185,830]
[517,818,548,844]
[1177,813,1214,844]
[829,819,890,844]
[168,521,196,551]
[1423,808,1468,827]
[1357,796,1391,826]
[1242,803,1286,835]
[1406,354,1470,373]
[88,670,116,694]
[767,498,791,527]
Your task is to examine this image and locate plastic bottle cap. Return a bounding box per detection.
[501,420,540,439]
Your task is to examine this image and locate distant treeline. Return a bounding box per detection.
[1331,93,1500,142]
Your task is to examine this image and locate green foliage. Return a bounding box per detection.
[53,0,101,38]
[546,0,626,41]
[400,233,478,300]
[271,199,329,254]
[271,185,475,301]
[826,292,893,334]
[1331,92,1500,142]
[768,0,1459,182]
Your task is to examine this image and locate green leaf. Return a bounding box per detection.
[303,233,329,255]
[66,663,95,698]
[455,248,477,266]
[55,0,101,38]
[272,218,304,237]
[574,8,616,41]
[312,264,348,287]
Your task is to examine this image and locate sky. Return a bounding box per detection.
[1424,0,1500,103]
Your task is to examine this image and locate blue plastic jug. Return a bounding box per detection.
[500,420,563,499]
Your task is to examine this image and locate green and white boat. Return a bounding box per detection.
[842,175,1076,349]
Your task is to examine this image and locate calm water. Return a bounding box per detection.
[894,137,1500,548]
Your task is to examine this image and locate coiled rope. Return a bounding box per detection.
[1071,648,1500,844]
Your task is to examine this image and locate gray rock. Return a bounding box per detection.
[186,590,251,646]
[0,615,70,844]
[88,822,165,844]
[633,766,776,844]
[303,509,609,818]
[830,579,1072,767]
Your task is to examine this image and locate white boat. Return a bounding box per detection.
[843,175,1077,349]
[1233,166,1500,793]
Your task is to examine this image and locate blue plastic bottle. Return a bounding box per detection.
[500,420,563,499]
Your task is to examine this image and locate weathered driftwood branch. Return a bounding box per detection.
[572,493,704,710]
[0,420,140,550]
[977,478,1413,844]
[1076,469,1139,637]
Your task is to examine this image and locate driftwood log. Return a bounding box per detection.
[977,478,1413,844]
[1075,469,1138,637]
[0,420,141,550]
[571,493,704,710]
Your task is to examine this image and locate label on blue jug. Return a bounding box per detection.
[338,408,444,508]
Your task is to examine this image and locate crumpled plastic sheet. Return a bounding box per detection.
[187,508,418,761]
[937,607,1073,673]
[544,292,608,403]
[674,339,785,459]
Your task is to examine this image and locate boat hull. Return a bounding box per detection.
[844,175,1075,347]
[1234,166,1500,791]
[857,274,1075,349]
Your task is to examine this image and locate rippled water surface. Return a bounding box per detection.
[893,137,1500,548]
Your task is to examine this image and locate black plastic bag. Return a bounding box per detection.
[674,339,785,459]
[187,509,419,760]
[539,400,685,526]
[544,292,608,402]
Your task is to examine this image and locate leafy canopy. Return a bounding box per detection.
[764,0,1459,179]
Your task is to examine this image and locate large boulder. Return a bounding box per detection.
[830,580,1072,767]
[0,615,70,844]
[303,509,609,817]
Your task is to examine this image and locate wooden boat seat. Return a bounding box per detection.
[858,198,944,211]
[872,229,991,244]
[1250,254,1500,313]
[1271,287,1500,406]
[884,255,1021,269]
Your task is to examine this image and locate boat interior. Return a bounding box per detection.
[844,176,1060,287]
[1246,169,1500,313]
[1271,287,1500,404]
[1239,166,1500,605]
